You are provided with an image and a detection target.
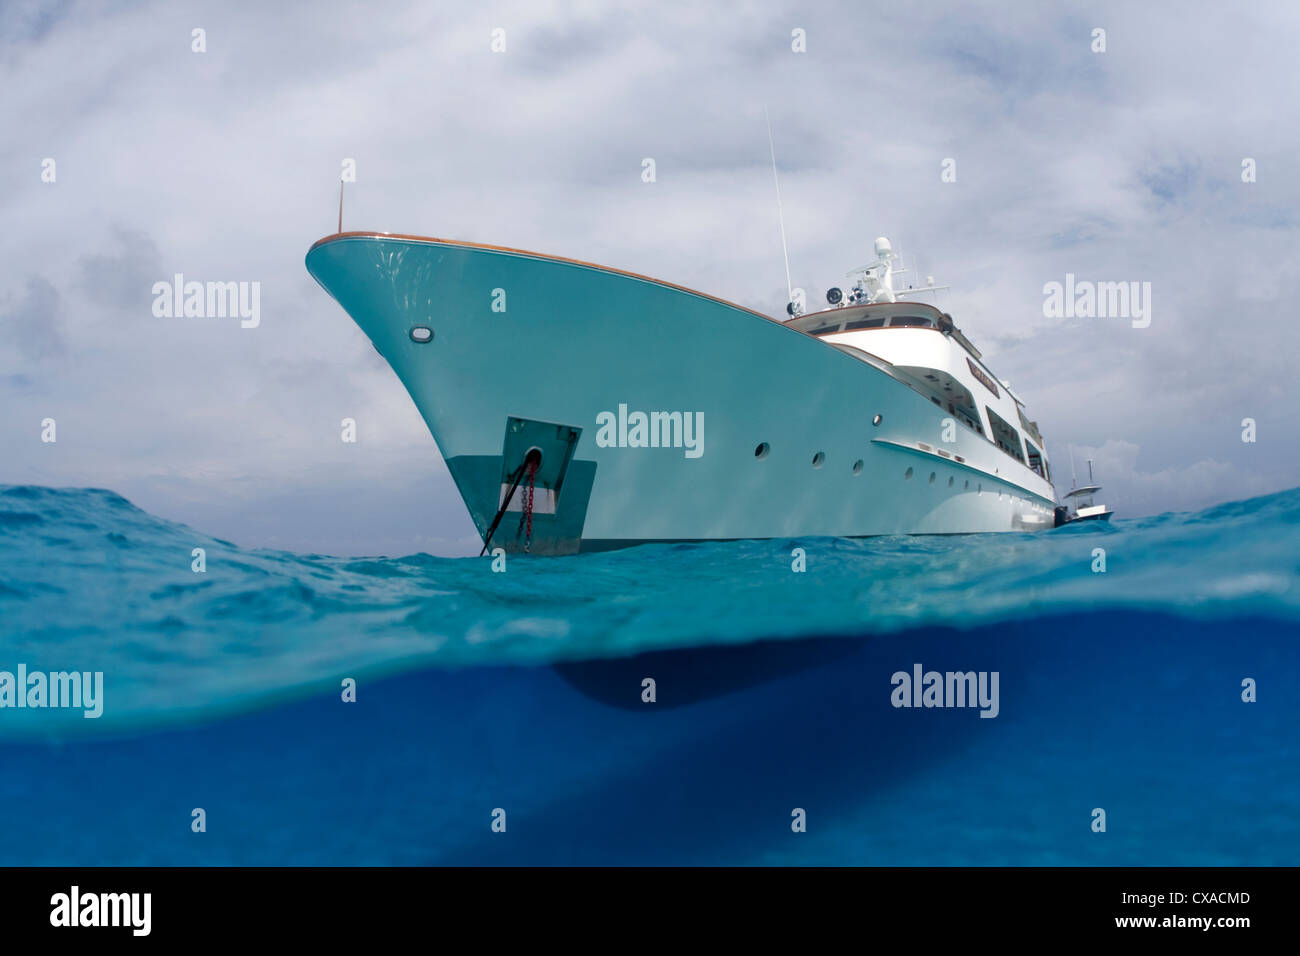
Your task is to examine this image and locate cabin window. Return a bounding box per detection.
[985,406,1027,465]
[1017,407,1043,447]
[806,323,841,335]
[1026,441,1045,479]
[846,317,886,330]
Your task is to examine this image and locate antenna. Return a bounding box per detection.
[861,239,947,302]
[338,180,344,234]
[1087,458,1095,484]
[764,105,794,306]
[1069,445,1078,488]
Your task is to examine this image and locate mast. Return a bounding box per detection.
[764,105,794,308]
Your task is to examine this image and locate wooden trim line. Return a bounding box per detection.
[309,231,778,324]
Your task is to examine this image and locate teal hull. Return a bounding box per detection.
[306,233,1056,554]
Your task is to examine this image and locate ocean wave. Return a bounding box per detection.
[0,483,1297,737]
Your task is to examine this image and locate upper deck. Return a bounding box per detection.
[787,301,981,356]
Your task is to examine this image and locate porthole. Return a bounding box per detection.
[929,472,936,485]
[812,452,825,468]
[964,480,970,490]
[873,414,883,426]
[409,326,433,343]
[948,476,954,488]
[755,442,770,460]
[852,459,863,475]
[904,467,913,480]
[977,483,983,495]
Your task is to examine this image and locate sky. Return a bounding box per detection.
[2,0,1298,555]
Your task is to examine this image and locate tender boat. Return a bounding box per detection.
[1055,457,1114,525]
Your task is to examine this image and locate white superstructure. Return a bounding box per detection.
[786,236,1057,504]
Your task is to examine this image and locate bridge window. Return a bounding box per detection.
[788,312,844,334]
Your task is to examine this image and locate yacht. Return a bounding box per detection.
[306,232,1061,554]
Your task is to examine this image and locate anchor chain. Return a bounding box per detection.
[515,455,539,552]
[480,449,542,556]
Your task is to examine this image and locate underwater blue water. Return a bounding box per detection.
[0,483,1297,864]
